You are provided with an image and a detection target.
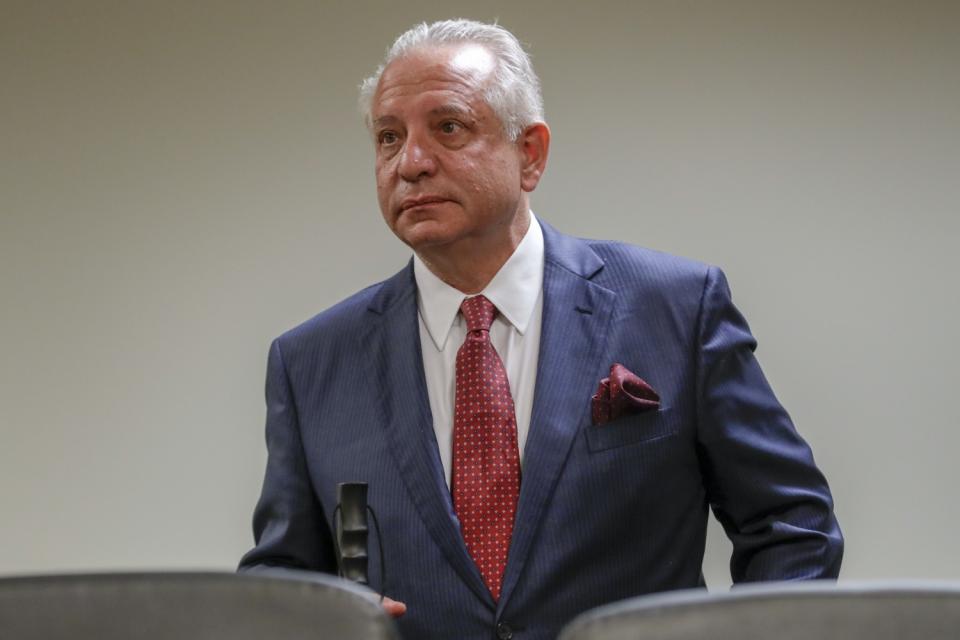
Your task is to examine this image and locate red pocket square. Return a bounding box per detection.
[591,363,660,425]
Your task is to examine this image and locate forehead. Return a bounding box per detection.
[372,44,496,119]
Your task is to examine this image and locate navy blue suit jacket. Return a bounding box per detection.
[239,220,842,639]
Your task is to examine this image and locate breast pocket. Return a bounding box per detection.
[584,408,678,452]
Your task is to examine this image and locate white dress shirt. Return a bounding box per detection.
[414,214,545,488]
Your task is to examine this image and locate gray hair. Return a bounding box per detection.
[358,19,544,141]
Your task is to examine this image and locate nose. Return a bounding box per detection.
[397,131,437,182]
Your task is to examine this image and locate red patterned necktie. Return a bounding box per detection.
[452,295,521,601]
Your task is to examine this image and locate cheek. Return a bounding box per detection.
[374,166,394,220]
[469,159,520,201]
[374,160,388,187]
[375,151,398,180]
[375,165,394,199]
[458,156,501,194]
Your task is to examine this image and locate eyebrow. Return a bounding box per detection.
[429,104,473,119]
[372,104,474,129]
[372,115,399,129]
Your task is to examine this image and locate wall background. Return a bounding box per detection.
[2,0,957,587]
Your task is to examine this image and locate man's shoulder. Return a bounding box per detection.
[587,237,709,276]
[586,238,715,311]
[542,221,713,294]
[273,264,409,350]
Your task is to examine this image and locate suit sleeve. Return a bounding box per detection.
[238,338,337,574]
[695,266,843,581]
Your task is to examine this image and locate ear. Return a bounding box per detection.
[518,122,550,192]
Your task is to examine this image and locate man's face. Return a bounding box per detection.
[371,44,526,253]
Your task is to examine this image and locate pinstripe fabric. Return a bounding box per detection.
[240,219,842,640]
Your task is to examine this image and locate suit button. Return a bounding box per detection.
[496,622,513,640]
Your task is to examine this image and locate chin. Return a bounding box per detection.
[393,219,463,251]
[400,230,460,252]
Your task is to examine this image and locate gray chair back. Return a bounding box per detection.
[559,581,960,640]
[0,571,399,639]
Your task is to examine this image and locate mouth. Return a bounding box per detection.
[398,196,452,213]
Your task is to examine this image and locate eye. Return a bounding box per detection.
[378,130,399,146]
[439,120,462,135]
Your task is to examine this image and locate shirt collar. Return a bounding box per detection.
[414,213,545,351]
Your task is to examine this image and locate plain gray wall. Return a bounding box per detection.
[2,0,958,587]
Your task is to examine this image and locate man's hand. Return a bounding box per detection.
[382,596,407,618]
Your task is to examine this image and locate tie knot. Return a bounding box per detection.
[460,295,497,333]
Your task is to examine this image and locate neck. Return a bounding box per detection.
[416,209,531,294]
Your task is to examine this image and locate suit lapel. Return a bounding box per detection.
[361,262,493,606]
[498,222,618,609]
[361,225,617,610]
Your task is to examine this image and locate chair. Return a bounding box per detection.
[0,570,399,639]
[559,581,960,640]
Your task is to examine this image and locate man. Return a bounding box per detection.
[240,19,842,640]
